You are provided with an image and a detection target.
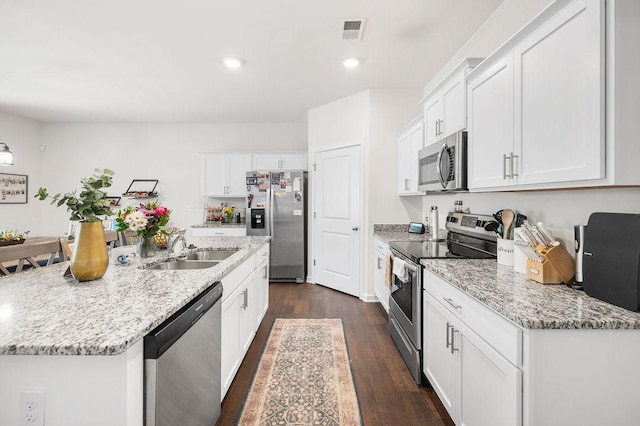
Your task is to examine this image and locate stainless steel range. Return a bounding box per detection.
[388,212,498,385]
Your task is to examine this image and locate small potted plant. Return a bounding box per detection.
[34,168,114,281]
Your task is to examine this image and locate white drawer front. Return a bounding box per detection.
[221,253,255,301]
[423,269,522,366]
[256,243,270,266]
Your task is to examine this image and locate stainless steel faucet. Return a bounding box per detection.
[167,229,187,255]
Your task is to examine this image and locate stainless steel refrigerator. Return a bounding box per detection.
[246,171,307,283]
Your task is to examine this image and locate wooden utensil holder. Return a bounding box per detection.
[526,244,575,284]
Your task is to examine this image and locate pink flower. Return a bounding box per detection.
[154,206,168,216]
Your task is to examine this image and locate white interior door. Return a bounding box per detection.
[313,145,361,297]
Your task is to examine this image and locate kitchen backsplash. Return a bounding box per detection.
[422,186,640,258]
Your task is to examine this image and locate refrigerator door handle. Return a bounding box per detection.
[269,184,275,242]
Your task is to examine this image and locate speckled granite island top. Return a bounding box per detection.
[0,236,270,356]
[421,259,640,330]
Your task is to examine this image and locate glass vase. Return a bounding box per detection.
[138,236,158,258]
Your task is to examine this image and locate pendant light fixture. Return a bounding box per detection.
[0,143,13,166]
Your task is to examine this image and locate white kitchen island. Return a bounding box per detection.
[0,236,270,426]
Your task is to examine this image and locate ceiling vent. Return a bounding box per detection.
[341,19,366,40]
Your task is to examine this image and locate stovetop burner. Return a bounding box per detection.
[389,212,498,262]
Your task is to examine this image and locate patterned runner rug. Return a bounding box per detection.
[237,318,362,425]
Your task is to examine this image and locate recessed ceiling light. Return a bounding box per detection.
[223,57,243,69]
[343,57,360,68]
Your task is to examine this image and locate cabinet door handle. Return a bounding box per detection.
[244,288,249,309]
[377,257,382,270]
[511,153,519,177]
[404,178,409,190]
[263,265,268,280]
[446,322,453,349]
[503,153,512,179]
[438,119,444,136]
[443,297,461,310]
[450,328,459,354]
[435,120,439,137]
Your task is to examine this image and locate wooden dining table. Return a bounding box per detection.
[0,237,68,274]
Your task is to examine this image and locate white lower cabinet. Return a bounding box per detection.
[424,297,456,416]
[255,244,270,328]
[372,237,390,313]
[457,314,522,426]
[423,270,522,426]
[220,243,269,400]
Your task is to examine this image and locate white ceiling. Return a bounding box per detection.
[0,0,503,123]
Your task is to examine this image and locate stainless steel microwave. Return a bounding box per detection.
[418,131,467,192]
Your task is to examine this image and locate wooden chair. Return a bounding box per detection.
[104,230,119,250]
[0,240,66,275]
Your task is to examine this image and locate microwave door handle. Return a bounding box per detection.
[436,143,447,188]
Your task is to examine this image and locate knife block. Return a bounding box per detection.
[526,244,575,284]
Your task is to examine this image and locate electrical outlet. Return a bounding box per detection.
[19,389,45,426]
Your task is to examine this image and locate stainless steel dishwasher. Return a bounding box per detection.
[144,282,223,426]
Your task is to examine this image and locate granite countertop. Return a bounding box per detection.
[0,236,270,356]
[191,223,245,228]
[373,224,433,244]
[421,259,640,330]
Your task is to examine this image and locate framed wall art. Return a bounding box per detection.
[0,173,28,204]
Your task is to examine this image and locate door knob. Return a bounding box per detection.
[352,227,359,231]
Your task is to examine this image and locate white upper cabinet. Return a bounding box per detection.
[424,97,442,147]
[467,54,515,189]
[422,58,484,146]
[202,153,252,197]
[397,116,424,196]
[513,0,604,186]
[467,0,639,192]
[252,152,307,170]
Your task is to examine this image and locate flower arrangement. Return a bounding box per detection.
[115,202,171,239]
[34,168,115,222]
[223,206,235,223]
[0,229,30,241]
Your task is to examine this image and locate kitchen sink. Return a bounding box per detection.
[146,260,220,270]
[184,249,238,261]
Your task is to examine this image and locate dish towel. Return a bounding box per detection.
[392,256,410,283]
[385,252,393,287]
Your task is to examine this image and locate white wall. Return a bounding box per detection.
[417,0,640,236]
[0,111,44,236]
[308,89,422,297]
[39,122,306,235]
[423,0,554,98]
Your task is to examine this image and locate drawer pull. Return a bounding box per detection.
[444,297,461,310]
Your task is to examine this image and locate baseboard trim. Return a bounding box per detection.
[360,292,378,303]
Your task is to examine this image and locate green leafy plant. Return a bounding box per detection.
[34,168,115,222]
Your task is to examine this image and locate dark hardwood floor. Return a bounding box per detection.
[217,282,454,426]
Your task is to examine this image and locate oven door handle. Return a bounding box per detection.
[436,143,448,189]
[390,255,418,274]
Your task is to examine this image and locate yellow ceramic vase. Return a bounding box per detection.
[71,221,109,282]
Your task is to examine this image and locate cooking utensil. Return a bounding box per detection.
[493,210,503,224]
[523,220,546,248]
[514,228,543,262]
[484,221,500,233]
[515,213,528,227]
[501,209,515,240]
[537,222,560,247]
